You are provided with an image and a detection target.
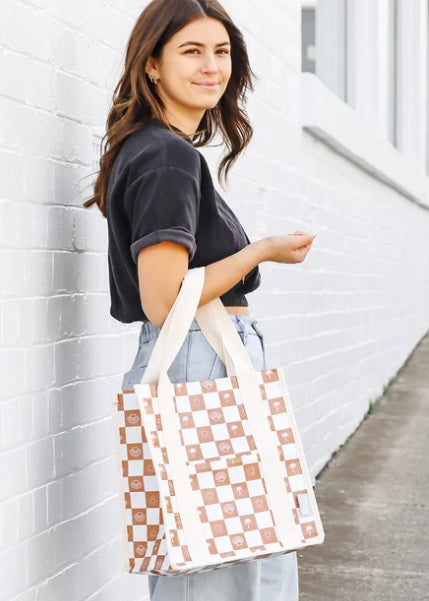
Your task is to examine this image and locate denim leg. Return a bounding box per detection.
[149,562,261,601]
[260,552,299,601]
[121,316,299,601]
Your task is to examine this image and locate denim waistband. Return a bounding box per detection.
[139,314,258,344]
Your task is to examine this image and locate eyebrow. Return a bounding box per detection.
[178,41,231,48]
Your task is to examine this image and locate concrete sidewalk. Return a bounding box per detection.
[298,332,429,601]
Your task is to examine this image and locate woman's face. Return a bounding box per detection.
[147,17,232,123]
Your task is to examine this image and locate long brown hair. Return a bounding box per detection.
[83,0,258,217]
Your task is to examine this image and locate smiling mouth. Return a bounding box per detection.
[193,83,220,87]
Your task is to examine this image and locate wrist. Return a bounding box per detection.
[252,237,273,262]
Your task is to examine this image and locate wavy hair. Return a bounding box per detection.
[83,0,258,217]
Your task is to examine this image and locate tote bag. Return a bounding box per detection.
[111,266,325,576]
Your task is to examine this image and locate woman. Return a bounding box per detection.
[84,1,316,599]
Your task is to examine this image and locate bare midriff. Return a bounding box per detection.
[142,305,250,323]
[224,305,251,316]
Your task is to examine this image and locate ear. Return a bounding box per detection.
[145,57,158,79]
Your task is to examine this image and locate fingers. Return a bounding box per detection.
[294,232,317,255]
[290,234,317,248]
[288,231,317,238]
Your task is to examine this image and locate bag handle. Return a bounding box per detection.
[133,267,303,562]
[139,266,255,385]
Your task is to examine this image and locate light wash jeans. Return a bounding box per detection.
[121,314,299,601]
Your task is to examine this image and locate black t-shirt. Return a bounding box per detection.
[106,117,261,323]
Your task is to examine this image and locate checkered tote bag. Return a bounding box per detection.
[112,266,325,576]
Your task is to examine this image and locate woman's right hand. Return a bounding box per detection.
[265,231,317,264]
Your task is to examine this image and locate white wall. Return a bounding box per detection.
[396,0,428,169]
[0,0,428,599]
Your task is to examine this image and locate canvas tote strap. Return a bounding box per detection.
[139,267,236,385]
[135,267,213,565]
[136,268,303,560]
[195,298,303,550]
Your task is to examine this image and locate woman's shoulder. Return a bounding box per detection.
[119,119,202,182]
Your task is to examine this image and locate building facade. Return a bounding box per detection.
[0,1,428,599]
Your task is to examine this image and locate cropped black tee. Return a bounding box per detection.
[106,117,261,323]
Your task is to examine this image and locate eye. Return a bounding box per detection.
[184,49,230,55]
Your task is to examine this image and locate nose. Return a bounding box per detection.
[201,52,220,73]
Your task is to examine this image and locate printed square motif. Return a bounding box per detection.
[244,462,261,481]
[143,460,155,475]
[201,488,219,505]
[285,459,302,476]
[179,413,195,428]
[208,409,225,424]
[190,394,205,410]
[201,380,217,392]
[227,421,245,438]
[277,428,294,444]
[219,390,235,406]
[213,468,230,486]
[127,444,143,460]
[129,476,144,492]
[251,495,268,513]
[174,382,188,396]
[301,521,318,538]
[125,410,141,427]
[269,397,286,414]
[221,501,238,517]
[230,533,246,550]
[216,439,234,456]
[186,445,203,461]
[240,514,257,531]
[145,491,160,507]
[232,482,249,499]
[197,426,214,443]
[132,509,147,525]
[210,520,228,537]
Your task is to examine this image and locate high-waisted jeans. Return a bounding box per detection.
[121,314,299,601]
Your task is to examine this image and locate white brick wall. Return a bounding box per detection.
[1,1,428,599]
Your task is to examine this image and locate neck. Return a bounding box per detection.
[163,109,205,139]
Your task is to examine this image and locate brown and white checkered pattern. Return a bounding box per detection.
[115,368,322,575]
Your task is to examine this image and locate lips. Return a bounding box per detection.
[193,82,219,87]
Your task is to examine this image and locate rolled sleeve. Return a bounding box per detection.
[124,165,201,264]
[130,227,197,263]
